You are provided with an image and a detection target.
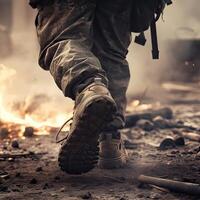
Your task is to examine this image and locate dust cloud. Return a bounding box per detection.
[127,0,200,96]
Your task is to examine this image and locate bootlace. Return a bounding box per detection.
[56,117,73,143]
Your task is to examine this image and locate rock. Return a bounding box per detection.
[50,193,58,197]
[0,173,10,180]
[36,167,43,172]
[153,116,169,129]
[136,119,154,131]
[124,140,138,149]
[30,178,37,184]
[23,127,34,137]
[0,128,9,139]
[15,173,21,177]
[174,137,185,146]
[119,198,127,200]
[80,192,92,199]
[59,187,66,192]
[137,193,145,198]
[195,152,200,159]
[43,183,49,190]
[11,140,20,149]
[159,138,176,150]
[0,186,8,192]
[12,188,21,192]
[54,176,60,180]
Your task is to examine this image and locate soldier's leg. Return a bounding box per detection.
[30,0,117,174]
[93,0,132,130]
[93,0,132,169]
[31,0,108,100]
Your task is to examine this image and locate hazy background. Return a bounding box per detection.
[0,0,199,123]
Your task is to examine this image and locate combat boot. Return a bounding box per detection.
[58,78,117,175]
[98,131,128,169]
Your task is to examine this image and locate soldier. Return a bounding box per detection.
[30,0,132,175]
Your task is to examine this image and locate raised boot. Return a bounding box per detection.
[58,78,117,175]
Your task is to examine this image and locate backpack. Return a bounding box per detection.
[130,0,172,59]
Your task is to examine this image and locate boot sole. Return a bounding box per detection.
[58,97,116,175]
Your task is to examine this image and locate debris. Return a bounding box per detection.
[181,132,200,142]
[11,188,21,192]
[159,138,176,150]
[174,137,185,146]
[54,176,60,181]
[36,167,43,172]
[136,119,154,131]
[43,183,49,190]
[173,130,200,142]
[30,178,37,184]
[119,197,127,200]
[0,185,8,192]
[124,140,138,149]
[11,140,20,149]
[138,175,200,195]
[0,151,46,161]
[125,107,173,128]
[23,127,34,137]
[80,192,92,199]
[153,116,169,129]
[15,173,21,178]
[0,172,10,180]
[196,152,200,159]
[59,187,66,192]
[0,128,9,139]
[0,172,9,185]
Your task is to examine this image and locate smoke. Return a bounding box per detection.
[127,0,200,96]
[0,0,199,111]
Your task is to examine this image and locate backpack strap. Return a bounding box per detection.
[150,19,159,59]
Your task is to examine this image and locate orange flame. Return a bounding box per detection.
[0,64,72,138]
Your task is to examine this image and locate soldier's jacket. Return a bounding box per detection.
[30,0,132,130]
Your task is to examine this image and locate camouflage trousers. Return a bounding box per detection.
[32,0,132,130]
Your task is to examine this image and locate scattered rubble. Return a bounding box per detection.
[159,138,176,150]
[11,140,20,149]
[125,107,173,128]
[136,119,154,131]
[23,127,34,137]
[124,139,138,149]
[0,186,9,192]
[0,151,46,161]
[0,128,9,139]
[36,167,43,172]
[80,192,93,199]
[153,116,169,129]
[174,137,185,146]
[30,178,38,184]
[0,88,200,200]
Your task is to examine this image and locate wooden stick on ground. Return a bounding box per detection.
[181,132,200,142]
[138,175,200,195]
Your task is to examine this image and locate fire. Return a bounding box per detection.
[0,64,72,138]
[0,65,157,140]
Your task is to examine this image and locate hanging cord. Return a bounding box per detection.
[56,117,73,143]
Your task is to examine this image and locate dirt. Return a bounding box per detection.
[0,82,200,200]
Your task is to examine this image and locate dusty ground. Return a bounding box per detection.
[0,80,200,200]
